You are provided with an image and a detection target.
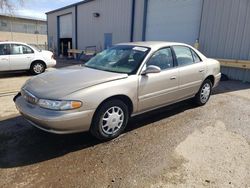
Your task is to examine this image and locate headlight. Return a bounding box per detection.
[38,99,82,110]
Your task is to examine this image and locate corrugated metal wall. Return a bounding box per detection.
[77,0,132,51]
[221,67,250,83]
[199,0,250,60]
[133,0,145,42]
[199,0,250,83]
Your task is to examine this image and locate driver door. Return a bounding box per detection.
[138,47,179,112]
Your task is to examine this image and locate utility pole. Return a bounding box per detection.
[35,21,39,45]
[10,16,13,40]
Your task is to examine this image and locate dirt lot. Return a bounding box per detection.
[0,68,250,187]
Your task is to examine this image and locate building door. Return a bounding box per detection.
[59,38,72,56]
[145,0,203,45]
[59,14,73,56]
[104,33,113,49]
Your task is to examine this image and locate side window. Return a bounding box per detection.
[173,46,194,67]
[147,48,174,70]
[23,45,34,54]
[191,49,202,63]
[10,44,23,55]
[0,44,10,55]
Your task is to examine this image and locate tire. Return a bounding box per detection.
[90,99,129,141]
[30,62,46,75]
[194,79,212,106]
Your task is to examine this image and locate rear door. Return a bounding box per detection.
[172,45,206,98]
[9,44,35,71]
[0,44,10,71]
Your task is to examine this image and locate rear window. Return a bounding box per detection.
[191,49,202,63]
[173,46,194,66]
[173,46,202,66]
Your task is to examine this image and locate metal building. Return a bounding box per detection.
[47,0,135,56]
[47,0,250,82]
[46,0,205,55]
[199,0,250,82]
[0,14,48,49]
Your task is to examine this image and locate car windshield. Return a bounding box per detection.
[85,45,150,74]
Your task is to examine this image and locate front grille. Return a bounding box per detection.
[21,89,39,104]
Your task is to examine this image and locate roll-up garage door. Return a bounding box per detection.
[145,0,203,45]
[59,14,73,38]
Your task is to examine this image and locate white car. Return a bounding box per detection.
[0,42,56,74]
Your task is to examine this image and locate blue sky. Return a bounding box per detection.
[3,0,82,20]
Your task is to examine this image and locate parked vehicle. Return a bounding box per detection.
[14,42,221,140]
[0,42,56,74]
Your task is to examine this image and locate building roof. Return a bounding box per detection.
[46,0,94,15]
[0,13,46,22]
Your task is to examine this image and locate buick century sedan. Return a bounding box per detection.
[14,42,221,140]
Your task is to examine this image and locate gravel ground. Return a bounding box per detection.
[0,68,249,188]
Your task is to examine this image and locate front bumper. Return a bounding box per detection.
[15,95,95,134]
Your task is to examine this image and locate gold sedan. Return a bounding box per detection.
[14,42,221,140]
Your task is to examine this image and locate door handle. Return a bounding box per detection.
[1,58,8,61]
[170,76,177,80]
[199,69,205,72]
[27,57,32,59]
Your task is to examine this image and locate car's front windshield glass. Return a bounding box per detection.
[85,45,150,74]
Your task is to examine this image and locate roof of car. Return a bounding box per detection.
[117,41,190,49]
[117,41,207,60]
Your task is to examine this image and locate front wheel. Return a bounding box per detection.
[90,99,129,141]
[194,79,212,106]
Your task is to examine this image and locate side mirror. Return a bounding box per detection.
[142,65,161,75]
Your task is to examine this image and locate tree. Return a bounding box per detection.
[0,0,23,12]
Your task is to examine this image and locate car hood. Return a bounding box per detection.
[23,67,128,99]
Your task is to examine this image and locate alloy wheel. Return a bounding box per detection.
[101,106,124,135]
[200,83,211,103]
[33,63,44,74]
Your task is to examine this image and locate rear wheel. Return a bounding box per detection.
[90,99,129,141]
[30,62,45,75]
[194,79,212,106]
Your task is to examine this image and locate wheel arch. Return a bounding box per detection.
[94,95,134,118]
[204,75,215,86]
[90,94,133,140]
[30,60,47,69]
